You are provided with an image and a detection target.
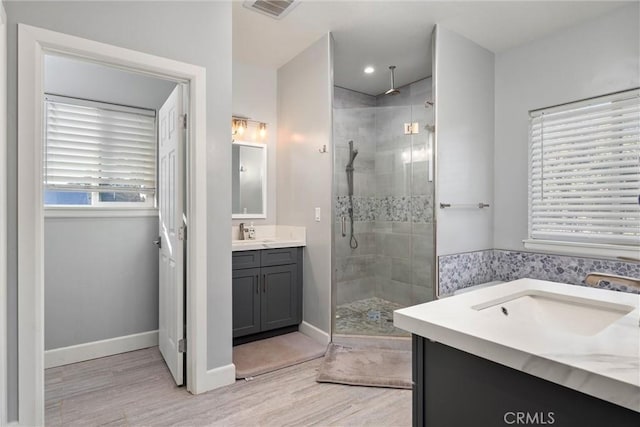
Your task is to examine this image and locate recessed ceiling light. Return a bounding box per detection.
[364,66,375,74]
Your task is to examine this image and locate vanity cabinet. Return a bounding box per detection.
[232,247,303,342]
[412,337,638,427]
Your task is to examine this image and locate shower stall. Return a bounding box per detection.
[333,77,436,337]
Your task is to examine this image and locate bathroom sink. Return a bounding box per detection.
[472,290,635,336]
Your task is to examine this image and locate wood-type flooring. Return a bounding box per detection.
[45,346,411,426]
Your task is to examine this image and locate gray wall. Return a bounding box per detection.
[45,217,159,350]
[277,34,333,335]
[232,61,277,226]
[434,25,495,256]
[493,3,640,251]
[45,54,176,110]
[0,2,6,425]
[5,1,232,421]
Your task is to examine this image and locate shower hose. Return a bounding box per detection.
[348,196,358,249]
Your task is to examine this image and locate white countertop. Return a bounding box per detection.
[232,225,306,251]
[394,278,640,412]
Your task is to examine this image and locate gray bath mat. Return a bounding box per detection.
[316,343,412,389]
[234,332,327,379]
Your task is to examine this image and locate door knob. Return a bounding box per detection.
[153,236,162,248]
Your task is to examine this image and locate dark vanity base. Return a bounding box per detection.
[412,335,638,427]
[232,325,298,346]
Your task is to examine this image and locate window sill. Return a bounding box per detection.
[44,207,158,219]
[522,239,640,262]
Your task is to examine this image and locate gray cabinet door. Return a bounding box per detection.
[261,264,299,331]
[232,268,261,337]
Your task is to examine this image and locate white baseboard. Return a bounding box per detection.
[44,330,158,368]
[299,321,330,345]
[200,363,236,392]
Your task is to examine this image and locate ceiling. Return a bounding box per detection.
[233,1,630,96]
[44,55,176,110]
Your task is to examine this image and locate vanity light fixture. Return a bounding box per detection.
[232,116,268,142]
[232,118,248,137]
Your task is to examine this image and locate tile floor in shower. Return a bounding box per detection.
[335,297,410,337]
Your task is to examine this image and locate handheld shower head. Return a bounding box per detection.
[347,140,359,168]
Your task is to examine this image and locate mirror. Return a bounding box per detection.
[232,141,266,218]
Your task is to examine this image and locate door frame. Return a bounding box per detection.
[0,4,7,426]
[17,24,208,426]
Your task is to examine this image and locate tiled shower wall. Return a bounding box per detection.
[439,249,640,295]
[334,87,377,304]
[334,79,435,307]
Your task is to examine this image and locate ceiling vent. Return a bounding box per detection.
[243,0,300,20]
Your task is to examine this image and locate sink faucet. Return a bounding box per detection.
[584,272,640,290]
[239,223,245,240]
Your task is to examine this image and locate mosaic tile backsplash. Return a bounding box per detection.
[335,195,434,223]
[439,249,640,295]
[438,250,493,294]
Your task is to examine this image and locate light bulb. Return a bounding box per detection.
[259,123,267,139]
[237,120,246,136]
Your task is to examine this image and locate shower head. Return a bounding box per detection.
[349,149,359,164]
[385,66,400,96]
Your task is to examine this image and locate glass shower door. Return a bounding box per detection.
[408,101,436,305]
[332,82,436,337]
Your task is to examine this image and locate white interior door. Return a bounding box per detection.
[157,85,185,385]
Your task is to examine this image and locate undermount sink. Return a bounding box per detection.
[472,290,635,336]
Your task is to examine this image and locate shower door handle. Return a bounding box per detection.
[427,130,434,183]
[341,216,347,237]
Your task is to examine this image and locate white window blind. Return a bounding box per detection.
[44,95,157,194]
[529,88,640,247]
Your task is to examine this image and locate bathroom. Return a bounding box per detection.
[2,1,639,425]
[231,1,638,424]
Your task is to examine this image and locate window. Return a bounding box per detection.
[44,95,156,208]
[526,88,639,255]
